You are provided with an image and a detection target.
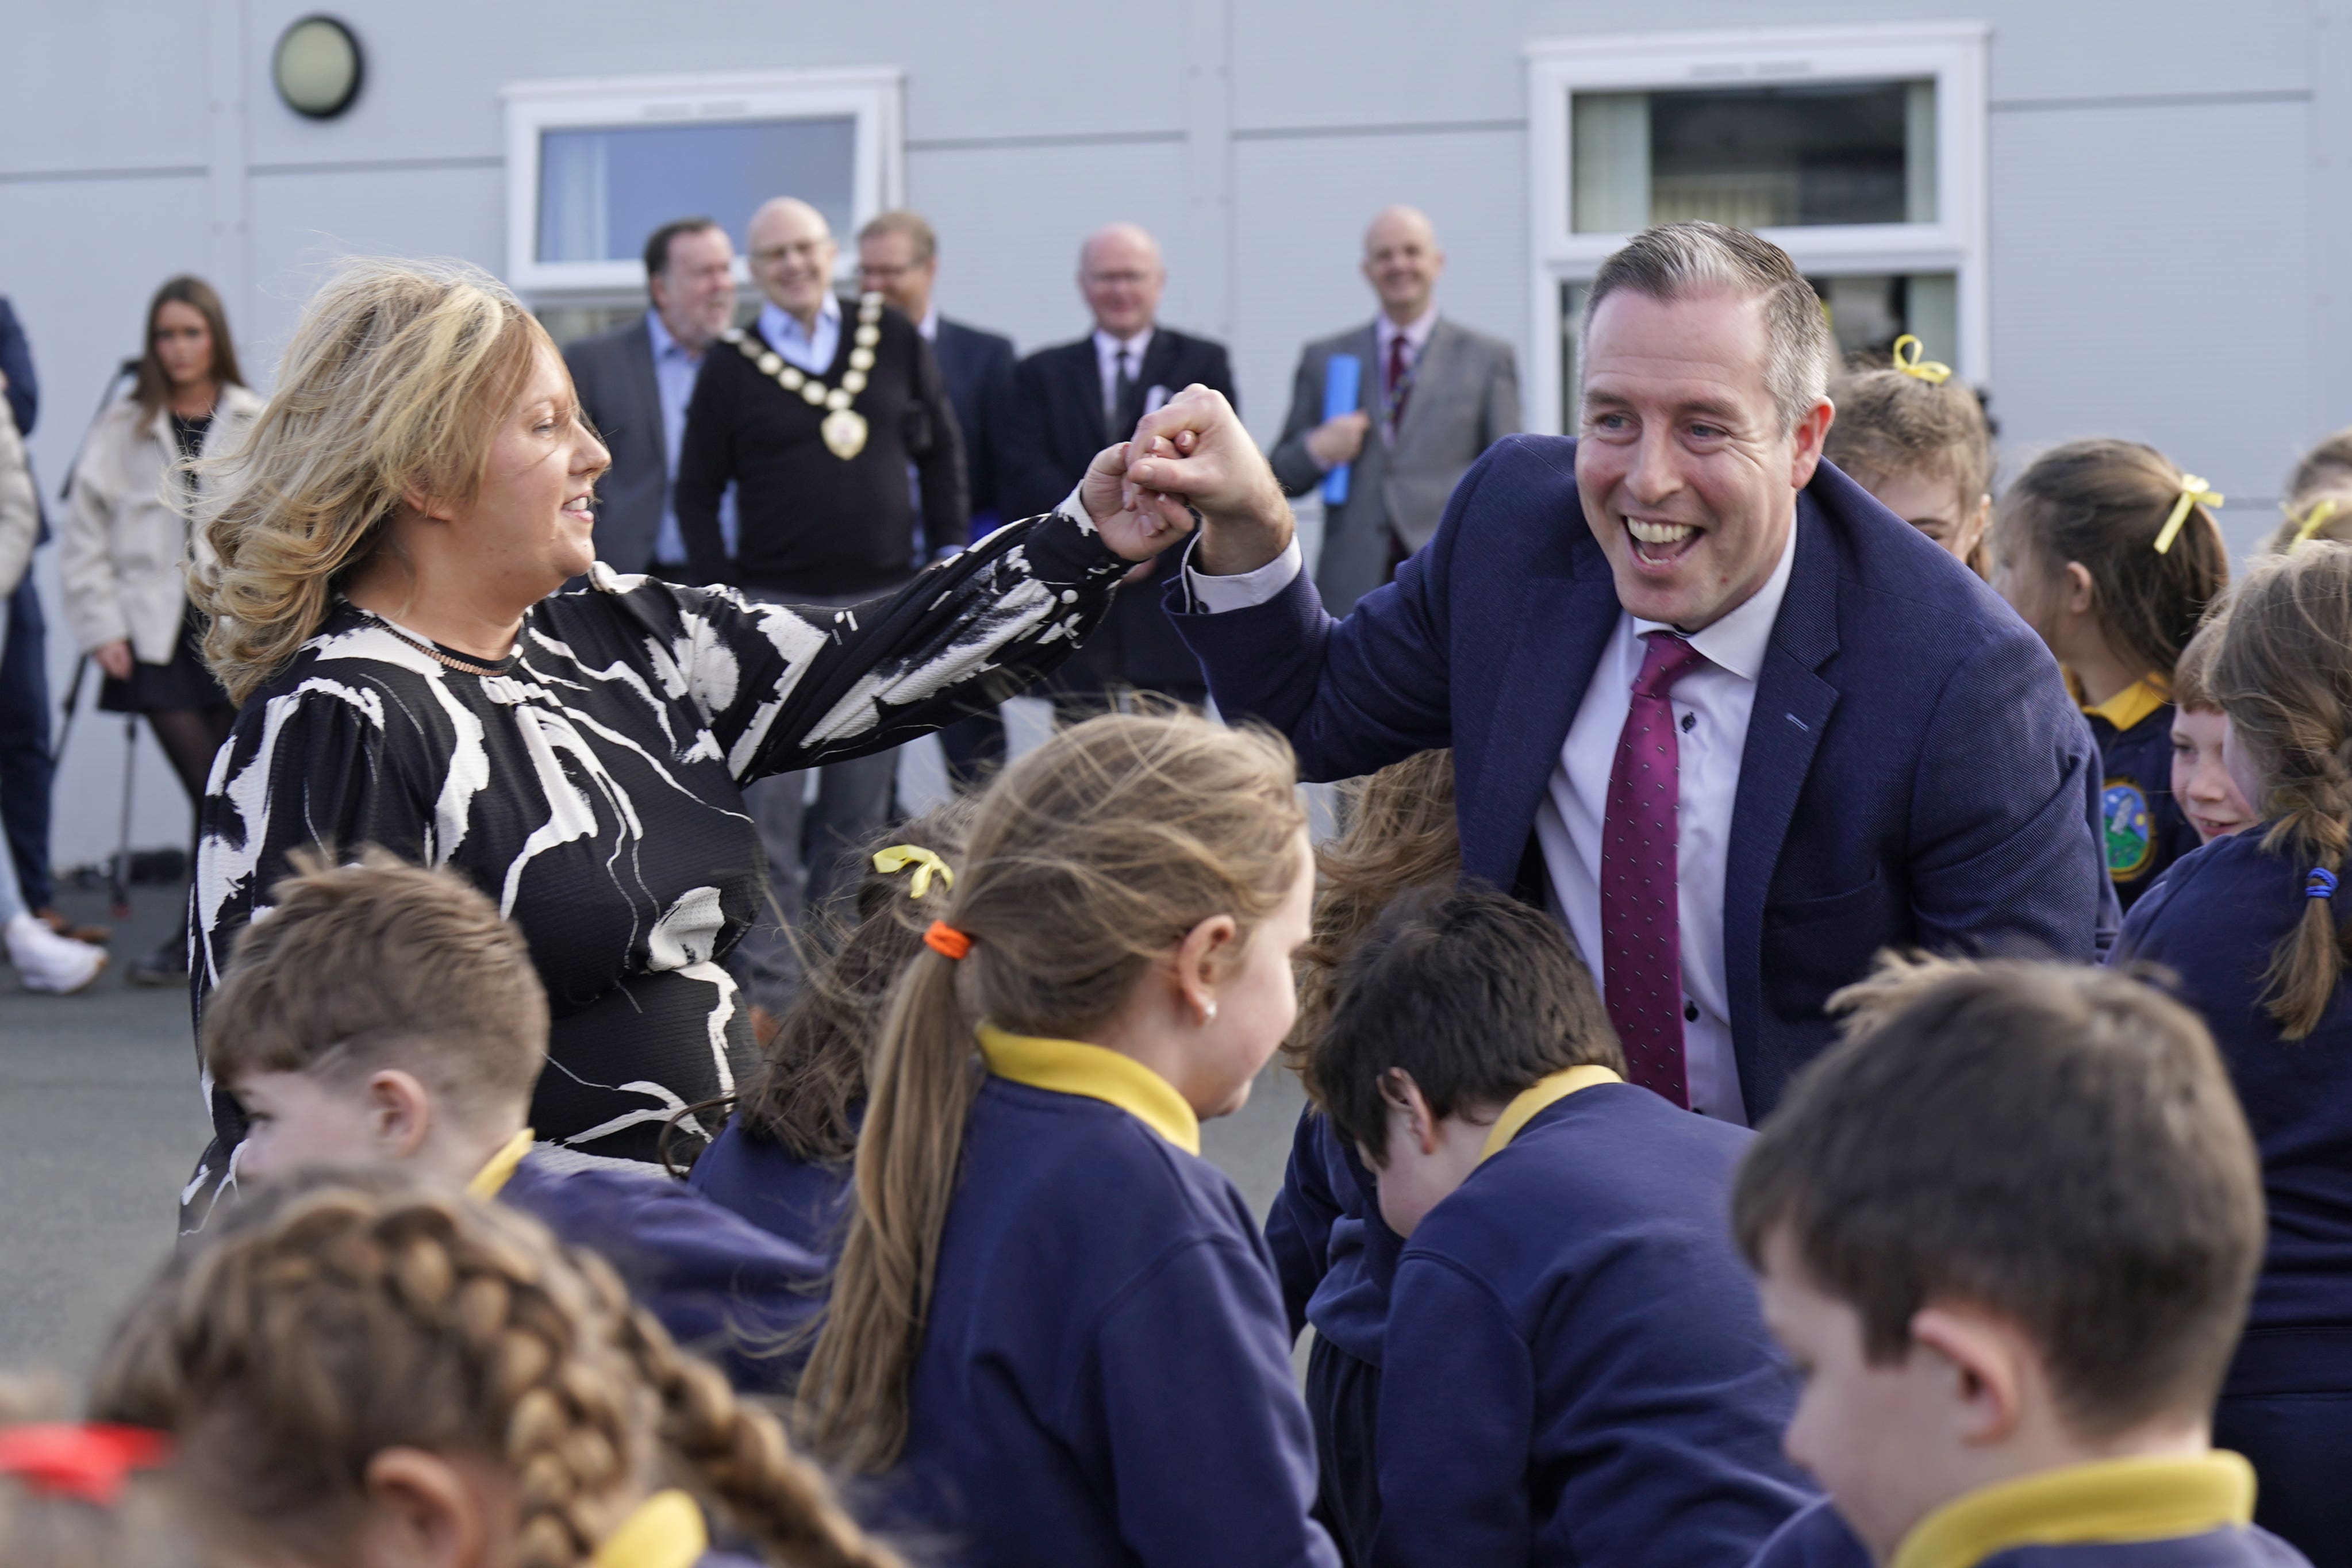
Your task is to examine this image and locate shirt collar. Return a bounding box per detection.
[759,291,841,346]
[1891,1452,2255,1568]
[1629,502,1801,683]
[1477,1066,1620,1164]
[1375,305,1440,355]
[977,1026,1201,1155]
[465,1127,534,1201]
[917,306,940,341]
[1093,325,1154,361]
[2081,674,2172,733]
[644,308,682,360]
[590,1490,708,1568]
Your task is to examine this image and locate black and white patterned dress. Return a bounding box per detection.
[187,508,1128,1219]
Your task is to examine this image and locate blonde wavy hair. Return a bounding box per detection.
[189,259,555,705]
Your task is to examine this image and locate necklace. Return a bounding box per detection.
[724,293,886,460]
[364,613,511,678]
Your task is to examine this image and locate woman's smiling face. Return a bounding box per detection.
[445,341,610,595]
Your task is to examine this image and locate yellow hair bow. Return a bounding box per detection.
[2153,475,2224,555]
[2292,498,2339,548]
[1891,334,1953,385]
[873,844,954,900]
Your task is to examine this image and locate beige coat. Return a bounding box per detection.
[0,399,35,600]
[60,385,262,663]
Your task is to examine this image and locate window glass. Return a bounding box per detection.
[1571,81,1935,233]
[536,117,858,265]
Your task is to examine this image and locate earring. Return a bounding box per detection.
[1201,1000,1219,1024]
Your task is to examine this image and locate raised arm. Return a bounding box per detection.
[665,455,1192,784]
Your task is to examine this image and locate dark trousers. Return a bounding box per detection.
[1304,1334,1381,1568]
[0,575,53,910]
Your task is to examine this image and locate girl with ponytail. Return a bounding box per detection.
[88,1171,899,1568]
[798,710,1338,1568]
[2113,541,2352,1567]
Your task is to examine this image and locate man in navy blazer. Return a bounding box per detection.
[1116,222,2113,1123]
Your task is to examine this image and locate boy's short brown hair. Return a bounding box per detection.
[2173,613,2227,715]
[1305,885,1624,1160]
[202,850,548,1127]
[1823,366,1993,513]
[1732,955,2262,1440]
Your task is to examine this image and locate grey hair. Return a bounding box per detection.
[1579,221,1835,434]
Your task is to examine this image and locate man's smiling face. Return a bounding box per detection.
[1575,286,1831,630]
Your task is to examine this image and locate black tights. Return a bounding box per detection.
[145,706,235,808]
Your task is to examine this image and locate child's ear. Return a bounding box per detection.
[1377,1069,1441,1156]
[1908,1304,2028,1447]
[1172,913,1240,1027]
[2061,559,2097,618]
[364,1070,436,1161]
[355,1446,493,1568]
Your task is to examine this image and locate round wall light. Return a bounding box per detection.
[273,16,363,120]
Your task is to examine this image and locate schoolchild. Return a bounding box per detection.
[1268,749,1457,1565]
[689,800,974,1262]
[2116,543,2352,1567]
[2170,617,2257,846]
[91,1172,898,1568]
[797,711,1340,1568]
[201,851,827,1393]
[1738,955,2298,1568]
[1306,885,1808,1567]
[1991,439,2228,906]
[1823,337,1994,574]
[2261,428,2352,554]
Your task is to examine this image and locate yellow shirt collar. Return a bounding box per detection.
[465,1127,535,1201]
[1890,1452,2256,1568]
[2078,674,2171,733]
[590,1489,708,1568]
[977,1027,1201,1155]
[1477,1065,1621,1164]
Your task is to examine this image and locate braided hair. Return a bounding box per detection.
[2209,544,2352,1039]
[87,1171,898,1568]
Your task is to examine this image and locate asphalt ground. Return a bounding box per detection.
[0,871,1310,1381]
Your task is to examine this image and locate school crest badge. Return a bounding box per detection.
[2102,779,2155,880]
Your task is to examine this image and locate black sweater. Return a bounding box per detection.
[675,297,966,595]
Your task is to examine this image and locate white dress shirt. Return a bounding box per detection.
[1182,516,1801,1125]
[759,293,842,375]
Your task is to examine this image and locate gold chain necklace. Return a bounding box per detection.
[724,293,886,460]
[365,613,510,678]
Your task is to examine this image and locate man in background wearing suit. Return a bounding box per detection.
[1271,205,1520,615]
[859,208,1018,784]
[998,221,1235,709]
[563,217,739,578]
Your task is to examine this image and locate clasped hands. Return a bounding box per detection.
[1078,386,1297,577]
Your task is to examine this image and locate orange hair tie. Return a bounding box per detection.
[924,920,973,960]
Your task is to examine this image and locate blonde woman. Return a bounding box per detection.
[62,275,261,985]
[183,259,1191,1220]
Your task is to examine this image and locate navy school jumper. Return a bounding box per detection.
[2081,679,2200,910]
[2115,831,2352,1567]
[1169,440,2117,1120]
[1372,1077,1810,1567]
[689,1117,856,1265]
[1746,1459,2309,1568]
[871,1033,1340,1568]
[494,1150,826,1394]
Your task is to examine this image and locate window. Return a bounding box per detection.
[1527,25,1987,433]
[503,67,903,302]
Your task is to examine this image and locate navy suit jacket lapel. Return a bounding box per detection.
[1469,539,1619,890]
[624,319,663,470]
[1722,493,1842,1073]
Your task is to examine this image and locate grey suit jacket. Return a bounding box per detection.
[1269,316,1519,614]
[565,318,667,575]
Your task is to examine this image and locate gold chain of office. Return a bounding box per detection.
[724,292,886,460]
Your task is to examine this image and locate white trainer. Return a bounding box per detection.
[4,913,107,994]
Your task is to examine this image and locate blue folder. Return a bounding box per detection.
[1320,353,1362,506]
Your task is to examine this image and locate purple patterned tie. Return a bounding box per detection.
[1602,631,1707,1108]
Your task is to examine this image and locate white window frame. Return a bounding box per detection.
[1525,23,1989,435]
[502,66,905,298]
